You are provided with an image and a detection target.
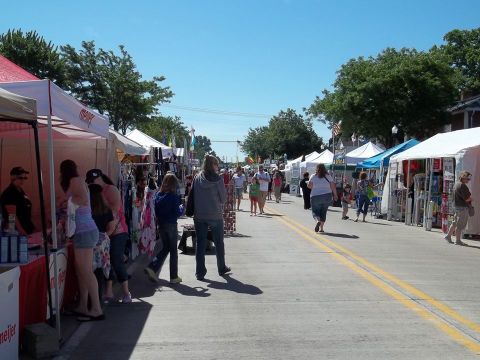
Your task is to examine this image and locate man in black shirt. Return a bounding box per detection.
[0,167,34,235]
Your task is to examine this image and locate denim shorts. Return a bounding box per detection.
[235,188,243,198]
[74,228,99,249]
[311,193,332,222]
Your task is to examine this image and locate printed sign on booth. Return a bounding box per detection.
[0,266,20,360]
[46,249,68,318]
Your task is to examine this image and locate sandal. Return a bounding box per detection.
[77,314,106,322]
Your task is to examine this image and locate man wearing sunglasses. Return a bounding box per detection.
[0,167,34,235]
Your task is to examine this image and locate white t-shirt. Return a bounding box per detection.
[255,171,271,192]
[308,174,333,197]
[233,173,246,188]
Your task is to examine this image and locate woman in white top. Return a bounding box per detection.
[308,164,338,233]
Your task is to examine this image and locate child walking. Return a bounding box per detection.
[249,177,260,216]
[342,184,353,220]
[144,174,184,284]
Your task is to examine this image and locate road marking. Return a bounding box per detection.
[266,206,480,354]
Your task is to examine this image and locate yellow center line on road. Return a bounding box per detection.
[265,206,480,354]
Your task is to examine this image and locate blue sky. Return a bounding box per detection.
[1,0,479,160]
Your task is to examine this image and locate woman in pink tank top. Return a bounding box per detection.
[86,169,132,304]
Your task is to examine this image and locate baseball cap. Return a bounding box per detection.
[85,169,103,184]
[10,167,29,176]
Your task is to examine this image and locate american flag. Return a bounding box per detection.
[332,121,342,136]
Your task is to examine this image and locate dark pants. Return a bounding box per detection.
[303,193,311,209]
[149,223,178,279]
[357,194,370,216]
[108,232,129,283]
[194,219,226,279]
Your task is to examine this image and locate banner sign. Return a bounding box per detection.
[333,149,346,165]
[443,158,454,181]
[47,248,68,318]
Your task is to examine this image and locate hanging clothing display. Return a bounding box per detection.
[138,187,157,257]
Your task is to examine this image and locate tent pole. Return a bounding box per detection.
[32,122,54,330]
[425,158,434,231]
[47,109,61,338]
[405,160,411,225]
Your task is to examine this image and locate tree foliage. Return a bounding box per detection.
[0,29,69,87]
[307,48,457,147]
[440,28,480,96]
[0,29,174,133]
[62,41,174,133]
[194,135,217,162]
[138,115,189,147]
[241,109,323,159]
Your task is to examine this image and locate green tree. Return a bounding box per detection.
[241,109,323,159]
[194,135,217,162]
[62,41,174,133]
[440,28,480,95]
[240,126,270,160]
[138,115,189,147]
[0,29,69,87]
[307,48,457,147]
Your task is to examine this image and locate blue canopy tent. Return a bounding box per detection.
[357,139,419,169]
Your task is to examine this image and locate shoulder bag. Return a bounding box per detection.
[185,179,195,217]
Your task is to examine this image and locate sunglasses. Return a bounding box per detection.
[17,176,28,180]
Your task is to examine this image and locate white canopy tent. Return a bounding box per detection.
[383,128,480,235]
[126,129,174,158]
[345,141,384,166]
[0,80,109,338]
[109,129,149,157]
[300,149,334,174]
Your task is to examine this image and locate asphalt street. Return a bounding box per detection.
[58,194,480,360]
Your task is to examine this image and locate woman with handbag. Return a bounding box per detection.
[308,164,338,233]
[88,184,113,304]
[86,169,132,303]
[445,171,473,246]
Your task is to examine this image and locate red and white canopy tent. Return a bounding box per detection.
[0,56,109,338]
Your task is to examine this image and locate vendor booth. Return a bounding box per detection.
[126,129,174,158]
[0,88,45,358]
[0,78,110,346]
[345,141,384,165]
[300,149,334,175]
[383,128,480,235]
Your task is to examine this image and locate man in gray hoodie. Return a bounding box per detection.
[193,155,231,280]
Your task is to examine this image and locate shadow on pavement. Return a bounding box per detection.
[201,275,263,295]
[324,232,359,239]
[69,301,153,360]
[227,233,252,238]
[261,212,283,217]
[156,279,211,297]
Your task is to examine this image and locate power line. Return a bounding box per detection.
[162,104,272,118]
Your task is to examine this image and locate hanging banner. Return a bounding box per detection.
[433,158,442,172]
[443,158,454,181]
[333,148,346,165]
[389,162,398,179]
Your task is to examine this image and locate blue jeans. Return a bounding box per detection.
[149,223,178,279]
[194,219,226,279]
[311,194,332,222]
[357,194,370,216]
[108,232,129,282]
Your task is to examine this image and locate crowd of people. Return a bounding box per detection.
[0,155,473,324]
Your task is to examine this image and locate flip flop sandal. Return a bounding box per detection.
[77,314,106,322]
